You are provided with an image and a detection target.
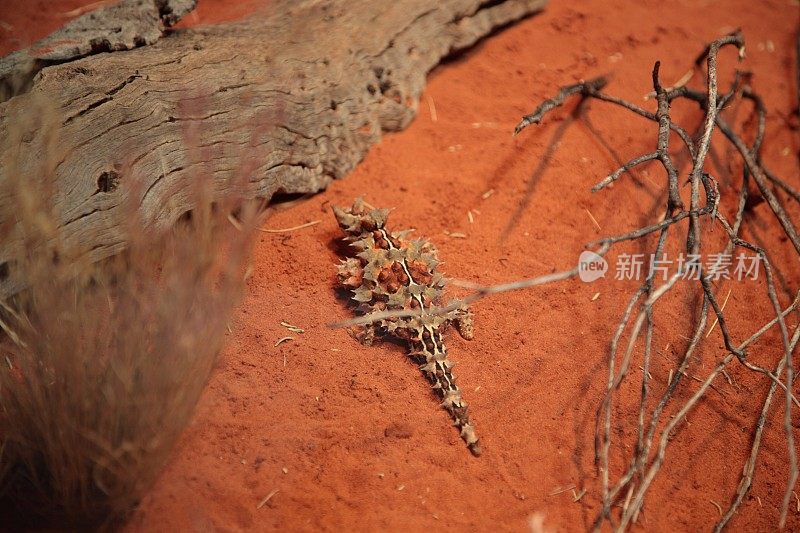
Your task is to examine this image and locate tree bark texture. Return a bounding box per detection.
[0,0,547,295]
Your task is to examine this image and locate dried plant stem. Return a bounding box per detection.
[716,326,800,531]
[514,31,799,531]
[485,30,799,531]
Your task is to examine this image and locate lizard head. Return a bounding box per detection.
[332,198,390,236]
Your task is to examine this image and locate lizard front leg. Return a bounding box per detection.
[356,323,378,346]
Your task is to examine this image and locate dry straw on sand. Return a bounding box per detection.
[0,98,259,528]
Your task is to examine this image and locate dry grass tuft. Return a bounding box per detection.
[0,99,259,528]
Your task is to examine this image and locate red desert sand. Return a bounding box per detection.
[2,0,798,530]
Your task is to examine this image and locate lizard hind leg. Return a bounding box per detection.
[450,305,475,341]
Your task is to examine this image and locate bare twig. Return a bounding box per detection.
[257,489,279,509]
[511,31,799,532]
[260,220,321,233]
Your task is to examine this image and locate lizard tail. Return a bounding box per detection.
[415,346,482,456]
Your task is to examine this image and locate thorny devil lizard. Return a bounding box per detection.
[333,198,481,456]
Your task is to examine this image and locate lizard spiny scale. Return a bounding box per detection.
[333,198,481,456]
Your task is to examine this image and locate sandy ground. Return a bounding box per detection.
[3,0,799,531]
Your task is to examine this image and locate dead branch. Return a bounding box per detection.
[512,31,800,531]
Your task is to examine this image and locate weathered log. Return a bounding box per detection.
[0,0,196,99]
[0,0,547,296]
